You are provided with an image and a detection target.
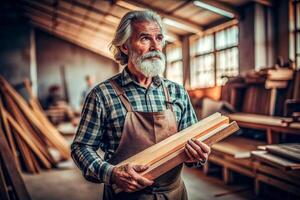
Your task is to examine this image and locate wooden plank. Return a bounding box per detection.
[15,136,37,173]
[0,76,70,159]
[256,173,300,197]
[0,115,31,200]
[227,113,286,127]
[0,98,20,169]
[115,120,239,192]
[256,163,300,186]
[227,113,300,134]
[0,158,10,200]
[251,151,300,170]
[118,113,221,165]
[208,154,255,178]
[5,110,52,169]
[266,143,300,162]
[4,94,55,166]
[211,136,266,158]
[118,113,226,166]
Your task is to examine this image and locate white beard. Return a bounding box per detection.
[131,50,166,77]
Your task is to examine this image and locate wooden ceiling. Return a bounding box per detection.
[13,0,262,59]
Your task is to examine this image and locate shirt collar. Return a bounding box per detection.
[120,66,162,87]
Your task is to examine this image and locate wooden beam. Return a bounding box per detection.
[28,18,113,59]
[21,0,114,38]
[0,76,70,159]
[120,0,203,33]
[0,118,31,200]
[113,114,239,192]
[195,0,240,19]
[140,122,239,180]
[119,113,224,165]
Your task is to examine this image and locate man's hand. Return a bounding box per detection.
[111,163,154,193]
[185,139,211,164]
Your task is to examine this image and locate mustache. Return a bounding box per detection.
[140,51,165,61]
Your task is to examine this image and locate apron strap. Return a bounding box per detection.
[109,79,132,112]
[161,80,173,112]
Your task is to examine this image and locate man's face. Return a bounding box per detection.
[125,21,166,77]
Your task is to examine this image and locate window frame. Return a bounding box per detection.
[293,0,300,68]
[190,25,239,88]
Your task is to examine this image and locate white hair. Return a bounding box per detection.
[109,10,166,65]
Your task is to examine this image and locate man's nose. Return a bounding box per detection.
[149,39,160,51]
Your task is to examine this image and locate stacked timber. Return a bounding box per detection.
[243,67,294,115]
[0,123,31,200]
[204,136,266,184]
[114,113,239,192]
[0,76,70,173]
[219,67,295,115]
[251,143,300,197]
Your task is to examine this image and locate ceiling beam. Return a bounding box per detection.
[167,0,192,14]
[28,18,113,59]
[22,9,112,41]
[20,0,113,37]
[30,0,117,29]
[62,0,121,20]
[119,0,203,33]
[193,0,240,19]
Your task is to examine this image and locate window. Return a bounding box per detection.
[294,0,300,68]
[190,25,239,88]
[166,44,183,85]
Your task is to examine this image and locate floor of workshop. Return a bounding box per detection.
[23,160,259,200]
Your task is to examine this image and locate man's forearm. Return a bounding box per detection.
[71,143,114,184]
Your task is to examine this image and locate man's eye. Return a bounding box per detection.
[141,37,149,41]
[157,36,163,42]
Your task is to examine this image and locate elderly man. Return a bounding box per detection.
[71,10,210,200]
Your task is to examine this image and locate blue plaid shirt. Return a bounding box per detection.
[71,67,197,185]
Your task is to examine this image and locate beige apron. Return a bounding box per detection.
[103,79,187,200]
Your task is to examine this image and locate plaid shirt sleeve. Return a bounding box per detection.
[71,89,114,185]
[178,88,198,131]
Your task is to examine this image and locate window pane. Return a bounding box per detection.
[166,45,183,84]
[167,46,182,61]
[166,61,183,84]
[216,30,226,50]
[297,33,300,54]
[195,35,214,54]
[216,47,239,85]
[297,3,300,29]
[190,54,215,88]
[216,26,238,50]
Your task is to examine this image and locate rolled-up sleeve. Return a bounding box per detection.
[71,90,114,185]
[178,89,198,131]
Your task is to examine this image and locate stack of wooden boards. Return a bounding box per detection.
[204,136,266,184]
[0,76,70,174]
[252,143,300,196]
[220,67,296,116]
[203,138,300,197]
[0,122,31,200]
[114,113,239,192]
[243,68,294,115]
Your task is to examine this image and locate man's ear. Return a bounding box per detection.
[120,44,129,55]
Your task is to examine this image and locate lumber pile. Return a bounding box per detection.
[251,143,300,197]
[0,122,31,200]
[252,143,300,170]
[204,136,266,184]
[212,136,266,159]
[0,76,70,173]
[114,113,239,192]
[219,67,296,116]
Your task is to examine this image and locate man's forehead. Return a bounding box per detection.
[132,21,162,35]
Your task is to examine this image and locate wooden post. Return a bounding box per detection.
[223,166,232,184]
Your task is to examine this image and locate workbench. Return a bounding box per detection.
[227,113,300,144]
